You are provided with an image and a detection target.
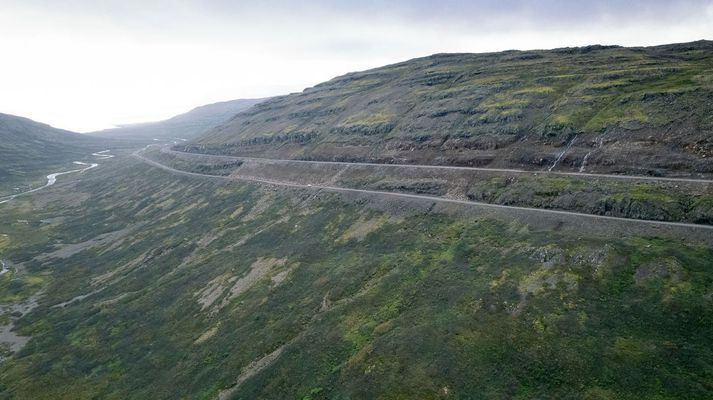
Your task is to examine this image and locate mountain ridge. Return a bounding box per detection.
[1,41,713,400]
[90,98,268,140]
[186,40,713,177]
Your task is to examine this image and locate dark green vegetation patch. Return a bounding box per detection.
[0,159,711,399]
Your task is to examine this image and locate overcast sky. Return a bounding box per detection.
[1,0,712,132]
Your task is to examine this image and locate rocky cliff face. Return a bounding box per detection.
[186,41,713,177]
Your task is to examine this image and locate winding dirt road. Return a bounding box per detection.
[166,148,713,185]
[133,149,713,231]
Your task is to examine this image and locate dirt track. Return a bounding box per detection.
[133,149,713,237]
[167,148,713,184]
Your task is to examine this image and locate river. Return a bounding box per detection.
[0,150,114,205]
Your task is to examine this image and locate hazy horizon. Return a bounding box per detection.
[1,0,712,132]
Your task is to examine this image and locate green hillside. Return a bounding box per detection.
[1,41,712,400]
[0,114,116,195]
[187,41,713,177]
[0,155,711,399]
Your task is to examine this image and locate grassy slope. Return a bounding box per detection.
[187,41,713,175]
[0,157,711,399]
[0,113,122,195]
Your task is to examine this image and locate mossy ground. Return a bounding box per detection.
[0,158,711,399]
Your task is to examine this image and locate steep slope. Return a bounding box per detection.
[187,41,713,177]
[91,98,267,140]
[0,113,111,194]
[0,155,711,399]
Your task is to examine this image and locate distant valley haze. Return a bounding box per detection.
[0,0,712,132]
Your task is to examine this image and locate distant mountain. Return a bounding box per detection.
[186,40,713,177]
[90,98,267,140]
[0,113,109,193]
[0,113,99,161]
